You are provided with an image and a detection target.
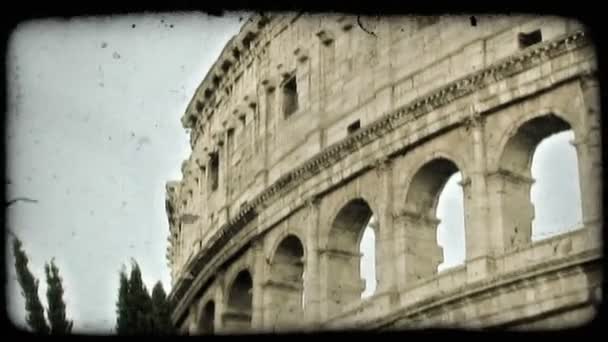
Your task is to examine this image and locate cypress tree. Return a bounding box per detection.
[151,281,174,334]
[115,266,131,334]
[44,259,73,334]
[128,261,153,334]
[12,238,49,334]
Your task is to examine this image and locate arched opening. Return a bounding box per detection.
[402,158,464,282]
[198,301,215,334]
[531,130,583,240]
[360,217,377,298]
[326,198,376,315]
[436,172,466,272]
[266,235,305,330]
[224,270,253,330]
[497,114,582,248]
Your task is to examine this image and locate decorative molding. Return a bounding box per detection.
[169,30,591,320]
[464,109,484,130]
[374,156,392,174]
[393,208,441,226]
[317,248,362,258]
[305,195,322,209]
[262,279,303,291]
[487,168,535,186]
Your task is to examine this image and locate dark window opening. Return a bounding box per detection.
[212,76,221,88]
[242,32,257,50]
[347,120,361,135]
[519,29,542,48]
[282,75,298,118]
[200,166,206,185]
[227,128,235,151]
[221,60,232,72]
[209,153,219,192]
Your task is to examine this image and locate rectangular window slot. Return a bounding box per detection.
[209,152,219,192]
[518,29,542,48]
[282,75,298,118]
[347,120,361,135]
[227,128,235,151]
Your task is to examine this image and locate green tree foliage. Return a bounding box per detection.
[128,261,154,333]
[12,238,50,334]
[44,259,73,334]
[116,260,174,335]
[151,281,175,335]
[115,267,131,334]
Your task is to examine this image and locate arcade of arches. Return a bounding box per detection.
[188,108,600,333]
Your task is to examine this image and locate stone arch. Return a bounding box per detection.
[494,110,582,249]
[268,230,307,263]
[401,156,465,282]
[198,300,216,334]
[321,193,381,249]
[497,109,577,176]
[400,151,468,204]
[266,234,306,330]
[492,108,581,171]
[223,269,253,330]
[325,197,376,316]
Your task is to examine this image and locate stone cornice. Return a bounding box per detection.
[184,14,308,151]
[182,14,274,129]
[169,30,591,323]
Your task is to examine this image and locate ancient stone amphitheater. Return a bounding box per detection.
[165,14,602,334]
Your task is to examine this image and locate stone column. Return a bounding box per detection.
[251,239,266,331]
[188,306,198,335]
[373,158,399,308]
[485,169,535,252]
[222,130,230,207]
[214,270,226,334]
[318,241,330,323]
[393,210,443,288]
[198,160,208,245]
[463,113,497,281]
[575,74,602,247]
[303,196,322,328]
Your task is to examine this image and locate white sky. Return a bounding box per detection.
[5,13,584,334]
[6,12,244,333]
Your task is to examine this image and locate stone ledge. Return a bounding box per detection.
[367,247,601,330]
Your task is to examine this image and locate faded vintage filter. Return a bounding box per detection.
[165,14,602,333]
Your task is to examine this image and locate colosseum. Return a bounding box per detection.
[164,13,602,333]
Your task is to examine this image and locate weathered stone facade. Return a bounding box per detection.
[165,14,602,333]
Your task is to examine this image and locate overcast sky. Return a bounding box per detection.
[5,13,583,334]
[6,12,244,333]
